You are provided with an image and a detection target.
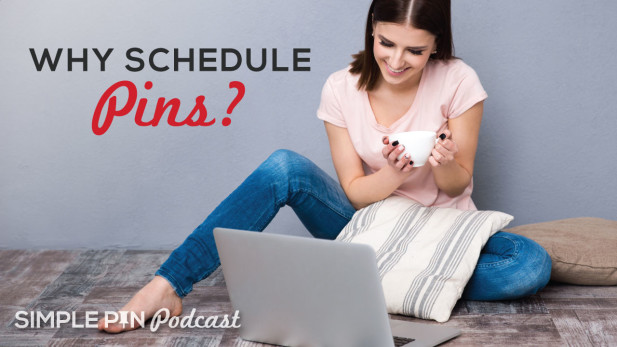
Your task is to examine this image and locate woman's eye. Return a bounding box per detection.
[378,40,423,55]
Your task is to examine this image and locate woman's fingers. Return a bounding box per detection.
[395,153,409,169]
[432,148,445,162]
[432,142,456,166]
[392,147,415,171]
[432,129,458,167]
[388,144,405,163]
[382,138,397,159]
[428,156,439,167]
[437,138,458,153]
[401,156,415,171]
[440,129,452,140]
[381,137,414,171]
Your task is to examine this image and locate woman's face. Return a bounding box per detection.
[372,22,437,90]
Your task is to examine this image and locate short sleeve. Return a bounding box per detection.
[447,64,488,119]
[316,75,347,128]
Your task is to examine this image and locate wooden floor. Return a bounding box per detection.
[1,250,616,346]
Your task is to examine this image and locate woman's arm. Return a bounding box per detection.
[429,101,484,197]
[324,122,414,210]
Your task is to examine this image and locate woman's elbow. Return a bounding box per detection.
[442,186,466,198]
[350,200,368,210]
[440,179,470,198]
[343,189,367,210]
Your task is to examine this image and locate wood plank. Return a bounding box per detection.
[221,329,275,347]
[47,335,223,347]
[35,274,100,302]
[543,298,617,310]
[94,251,169,287]
[451,295,548,316]
[0,331,55,346]
[0,279,66,306]
[2,302,55,345]
[575,309,617,346]
[0,250,80,306]
[0,250,28,272]
[61,250,126,275]
[183,286,233,308]
[0,250,79,276]
[160,336,222,346]
[5,251,127,330]
[550,309,594,347]
[47,336,164,346]
[195,267,226,287]
[390,314,563,346]
[541,283,617,299]
[32,250,128,303]
[0,305,22,327]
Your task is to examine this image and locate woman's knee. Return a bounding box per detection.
[518,234,552,295]
[498,232,552,298]
[259,149,309,179]
[465,232,552,300]
[250,149,317,201]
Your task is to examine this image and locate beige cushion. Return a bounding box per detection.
[506,217,617,285]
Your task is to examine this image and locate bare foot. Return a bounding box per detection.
[98,275,183,333]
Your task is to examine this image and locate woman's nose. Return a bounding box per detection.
[389,50,405,69]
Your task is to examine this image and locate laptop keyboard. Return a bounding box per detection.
[393,336,416,346]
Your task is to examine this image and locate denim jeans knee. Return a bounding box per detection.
[255,149,340,210]
[259,149,302,179]
[463,231,552,301]
[521,235,552,294]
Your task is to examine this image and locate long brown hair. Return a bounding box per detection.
[349,0,455,91]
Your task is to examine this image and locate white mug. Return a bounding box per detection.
[389,131,439,167]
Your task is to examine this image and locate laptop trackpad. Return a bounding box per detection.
[390,319,461,347]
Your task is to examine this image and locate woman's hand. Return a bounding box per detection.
[382,136,414,173]
[429,129,459,167]
[324,123,417,209]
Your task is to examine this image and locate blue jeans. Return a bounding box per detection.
[156,149,551,301]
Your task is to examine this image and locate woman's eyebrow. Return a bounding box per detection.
[377,34,428,50]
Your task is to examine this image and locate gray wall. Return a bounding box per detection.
[1,0,615,249]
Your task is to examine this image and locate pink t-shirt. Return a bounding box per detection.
[316,59,487,210]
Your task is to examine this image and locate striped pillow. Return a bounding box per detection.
[336,196,513,322]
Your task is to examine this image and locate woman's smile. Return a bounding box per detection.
[384,61,410,75]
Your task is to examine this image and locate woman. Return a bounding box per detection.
[99,0,551,333]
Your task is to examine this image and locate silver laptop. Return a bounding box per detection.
[214,228,461,347]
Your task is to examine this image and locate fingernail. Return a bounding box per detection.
[392,140,399,146]
[405,154,410,159]
[409,160,414,166]
[439,133,446,140]
[382,136,388,143]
